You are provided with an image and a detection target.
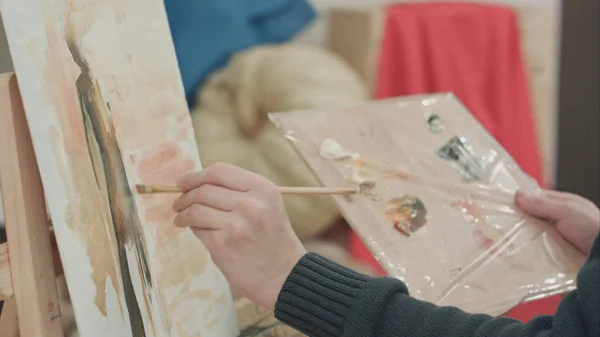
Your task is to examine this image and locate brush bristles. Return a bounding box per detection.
[135,184,151,194]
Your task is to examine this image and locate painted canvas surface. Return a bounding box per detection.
[0,0,238,336]
[270,94,585,316]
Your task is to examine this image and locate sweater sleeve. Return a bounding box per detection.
[275,235,600,337]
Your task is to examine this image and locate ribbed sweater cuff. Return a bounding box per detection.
[274,253,371,337]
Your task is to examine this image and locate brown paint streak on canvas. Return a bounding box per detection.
[64,16,154,334]
[50,129,123,317]
[43,10,123,318]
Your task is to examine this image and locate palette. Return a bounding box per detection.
[270,93,585,315]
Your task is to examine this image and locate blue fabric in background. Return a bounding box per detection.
[164,0,316,107]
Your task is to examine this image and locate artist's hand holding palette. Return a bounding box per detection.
[270,93,585,316]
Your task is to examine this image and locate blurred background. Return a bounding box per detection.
[0,0,598,331]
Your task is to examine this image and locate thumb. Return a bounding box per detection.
[515,190,565,221]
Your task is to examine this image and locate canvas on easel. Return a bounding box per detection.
[0,1,238,336]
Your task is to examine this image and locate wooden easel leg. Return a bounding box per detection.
[0,73,64,337]
[0,297,19,337]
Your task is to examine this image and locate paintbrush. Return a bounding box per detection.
[135,184,358,196]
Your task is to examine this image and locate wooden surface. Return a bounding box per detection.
[0,73,63,337]
[0,297,20,337]
[0,0,237,336]
[327,7,383,97]
[0,242,12,301]
[270,94,585,316]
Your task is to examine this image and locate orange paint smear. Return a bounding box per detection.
[134,143,211,323]
[168,280,221,337]
[112,101,190,151]
[44,9,88,155]
[135,142,195,183]
[135,143,195,224]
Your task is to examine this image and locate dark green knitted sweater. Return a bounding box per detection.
[275,234,600,337]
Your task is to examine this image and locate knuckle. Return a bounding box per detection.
[189,204,204,218]
[229,221,256,247]
[230,220,253,241]
[208,162,230,175]
[256,180,279,199]
[563,200,581,213]
[177,174,191,190]
[178,171,200,190]
[173,213,184,227]
[236,197,265,222]
[190,184,209,203]
[202,165,219,180]
[174,209,192,227]
[211,162,229,169]
[207,233,230,253]
[178,204,204,228]
[190,227,204,240]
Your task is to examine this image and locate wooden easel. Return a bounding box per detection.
[0,72,305,337]
[0,73,64,337]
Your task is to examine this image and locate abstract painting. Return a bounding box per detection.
[270,93,586,316]
[0,0,238,336]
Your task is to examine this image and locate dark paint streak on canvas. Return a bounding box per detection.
[65,36,154,336]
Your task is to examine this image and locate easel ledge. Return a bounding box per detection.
[0,72,305,337]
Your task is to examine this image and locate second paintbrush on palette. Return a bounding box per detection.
[135,184,357,195]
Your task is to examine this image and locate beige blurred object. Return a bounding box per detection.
[326,4,561,186]
[327,7,384,98]
[513,5,561,187]
[191,44,368,240]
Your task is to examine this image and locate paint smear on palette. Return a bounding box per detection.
[384,196,427,236]
[43,8,124,320]
[450,201,516,257]
[319,138,411,201]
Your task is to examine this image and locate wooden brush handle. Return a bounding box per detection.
[277,187,357,195]
[136,184,357,195]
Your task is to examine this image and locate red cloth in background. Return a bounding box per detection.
[349,3,553,322]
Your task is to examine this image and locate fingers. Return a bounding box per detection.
[189,227,220,247]
[174,204,232,230]
[177,163,266,193]
[543,190,581,202]
[173,184,241,212]
[515,190,566,221]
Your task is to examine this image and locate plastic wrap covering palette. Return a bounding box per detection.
[269,93,585,316]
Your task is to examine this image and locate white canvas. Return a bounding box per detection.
[0,0,238,336]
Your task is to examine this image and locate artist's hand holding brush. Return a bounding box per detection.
[172,163,599,337]
[172,163,306,311]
